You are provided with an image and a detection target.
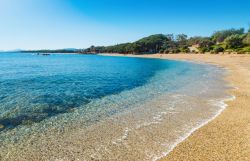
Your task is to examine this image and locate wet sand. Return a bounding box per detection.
[102,53,250,161]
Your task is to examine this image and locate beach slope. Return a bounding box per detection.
[123,54,250,161]
[159,54,250,161]
[102,53,250,161]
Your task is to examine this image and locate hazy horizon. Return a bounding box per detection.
[0,0,249,50]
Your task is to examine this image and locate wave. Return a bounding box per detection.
[153,94,236,161]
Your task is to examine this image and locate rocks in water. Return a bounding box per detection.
[67,107,77,113]
[21,120,34,126]
[0,124,4,129]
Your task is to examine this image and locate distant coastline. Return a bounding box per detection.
[21,49,84,54]
[6,26,249,55]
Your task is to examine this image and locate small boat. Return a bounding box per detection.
[41,53,50,56]
[37,53,50,56]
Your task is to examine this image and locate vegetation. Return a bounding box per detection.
[24,26,250,55]
[85,34,170,54]
[213,46,224,54]
[243,33,250,45]
[224,34,245,49]
[211,28,244,43]
[84,26,250,54]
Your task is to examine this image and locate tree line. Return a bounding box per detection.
[84,27,250,54]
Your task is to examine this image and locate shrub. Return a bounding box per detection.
[243,33,250,45]
[199,46,213,53]
[213,46,224,53]
[224,34,244,49]
[212,28,244,43]
[237,46,250,53]
[199,47,207,53]
[172,49,181,53]
[159,49,164,53]
[164,49,170,54]
[179,46,190,53]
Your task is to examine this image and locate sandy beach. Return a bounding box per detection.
[1,53,249,160]
[101,53,250,161]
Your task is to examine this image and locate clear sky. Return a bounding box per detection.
[0,0,249,50]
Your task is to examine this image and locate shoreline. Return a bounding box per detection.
[100,53,234,160]
[153,95,236,161]
[99,53,250,160]
[1,53,232,160]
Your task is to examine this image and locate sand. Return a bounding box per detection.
[101,53,250,161]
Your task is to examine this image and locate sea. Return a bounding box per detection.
[0,52,232,160]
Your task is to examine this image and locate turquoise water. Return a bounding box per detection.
[0,53,169,130]
[0,53,231,160]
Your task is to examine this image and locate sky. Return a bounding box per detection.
[0,0,250,50]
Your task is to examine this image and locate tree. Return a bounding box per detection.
[243,33,250,45]
[166,34,174,41]
[188,37,214,47]
[135,34,170,53]
[188,36,205,46]
[212,28,244,43]
[90,45,95,52]
[84,25,250,55]
[225,34,244,49]
[176,34,188,46]
[188,37,214,53]
[176,34,188,42]
[161,36,178,53]
[201,39,214,47]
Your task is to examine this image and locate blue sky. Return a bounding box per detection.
[0,0,250,50]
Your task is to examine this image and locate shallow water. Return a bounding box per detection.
[0,53,231,160]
